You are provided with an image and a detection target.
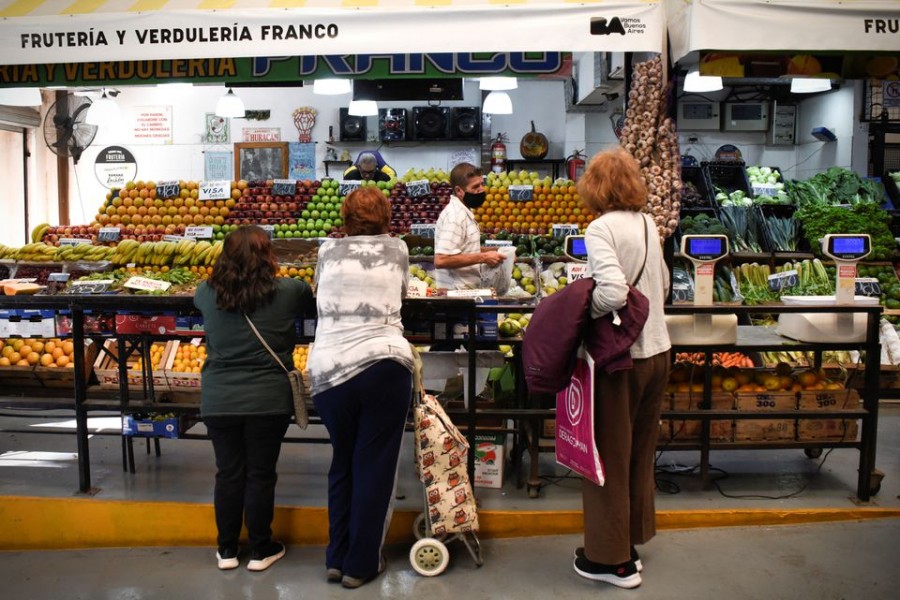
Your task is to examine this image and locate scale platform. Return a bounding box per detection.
[776,295,879,343]
[666,313,738,345]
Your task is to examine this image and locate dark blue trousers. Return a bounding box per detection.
[313,360,412,579]
[204,414,291,553]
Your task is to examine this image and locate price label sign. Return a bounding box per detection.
[552,224,580,239]
[672,283,692,302]
[509,185,533,201]
[260,224,275,239]
[272,179,296,196]
[163,234,189,242]
[199,180,231,200]
[410,223,436,238]
[768,269,799,291]
[566,263,589,283]
[406,179,431,198]
[98,227,121,242]
[485,239,513,247]
[338,180,362,197]
[48,273,71,283]
[156,180,181,199]
[58,238,93,246]
[124,277,172,292]
[855,277,882,297]
[752,184,780,197]
[407,279,428,298]
[184,226,214,239]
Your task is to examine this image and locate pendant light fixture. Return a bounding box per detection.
[790,77,832,94]
[348,100,378,117]
[482,91,513,115]
[479,77,518,91]
[313,79,352,95]
[683,67,723,93]
[86,89,122,126]
[216,87,245,118]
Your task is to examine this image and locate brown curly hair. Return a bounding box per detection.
[207,225,278,313]
[576,147,648,215]
[342,186,391,236]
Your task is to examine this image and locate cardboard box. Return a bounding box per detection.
[474,432,505,489]
[3,310,56,338]
[114,314,178,335]
[33,340,98,389]
[122,415,179,438]
[163,339,204,393]
[797,389,861,441]
[54,312,116,336]
[670,392,735,442]
[735,392,797,441]
[93,339,173,392]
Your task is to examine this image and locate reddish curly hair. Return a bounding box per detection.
[576,147,648,215]
[342,186,391,236]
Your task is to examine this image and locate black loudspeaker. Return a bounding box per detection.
[339,108,366,142]
[379,108,407,142]
[450,107,481,141]
[412,106,450,141]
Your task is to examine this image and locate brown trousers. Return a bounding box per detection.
[582,350,670,565]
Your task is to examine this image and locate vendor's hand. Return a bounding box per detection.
[482,251,504,267]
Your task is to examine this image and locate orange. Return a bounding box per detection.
[40,354,54,367]
[56,355,70,367]
[8,351,21,364]
[26,352,40,365]
[62,341,75,356]
[0,357,9,367]
[51,348,64,360]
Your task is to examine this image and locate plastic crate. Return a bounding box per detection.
[703,161,752,203]
[756,204,810,253]
[680,165,715,209]
[883,171,900,206]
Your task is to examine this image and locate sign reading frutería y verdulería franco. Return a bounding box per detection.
[94,146,137,189]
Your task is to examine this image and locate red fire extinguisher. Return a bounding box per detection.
[566,149,586,182]
[491,134,507,174]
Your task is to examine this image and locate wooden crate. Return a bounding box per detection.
[164,339,204,394]
[670,392,735,442]
[797,389,861,441]
[0,364,39,387]
[735,392,797,441]
[33,340,99,388]
[93,339,173,392]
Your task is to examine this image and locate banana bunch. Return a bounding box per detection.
[141,241,178,266]
[111,239,141,265]
[0,242,15,259]
[14,242,58,262]
[53,243,115,262]
[172,238,199,266]
[30,223,51,243]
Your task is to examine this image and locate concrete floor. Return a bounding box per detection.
[2,520,898,599]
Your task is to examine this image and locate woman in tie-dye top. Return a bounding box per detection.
[307,186,413,589]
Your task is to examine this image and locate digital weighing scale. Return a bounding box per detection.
[665,234,738,345]
[777,234,876,343]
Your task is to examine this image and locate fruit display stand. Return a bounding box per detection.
[662,302,883,500]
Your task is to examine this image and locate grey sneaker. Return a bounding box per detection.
[247,541,285,572]
[326,568,343,583]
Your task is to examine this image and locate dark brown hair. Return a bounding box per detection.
[449,162,483,192]
[207,225,278,313]
[342,186,391,236]
[577,147,648,214]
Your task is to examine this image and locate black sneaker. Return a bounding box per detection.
[216,546,239,571]
[574,555,642,589]
[247,541,286,572]
[326,568,343,583]
[574,546,642,572]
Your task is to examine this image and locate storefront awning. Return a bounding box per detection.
[668,0,900,65]
[0,0,666,66]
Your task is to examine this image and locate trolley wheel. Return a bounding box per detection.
[869,469,884,496]
[804,448,823,459]
[409,538,450,577]
[412,513,447,542]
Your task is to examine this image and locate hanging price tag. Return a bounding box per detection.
[98,227,121,242]
[339,180,362,197]
[199,180,230,200]
[406,179,431,198]
[156,180,181,199]
[272,179,296,196]
[124,277,172,292]
[509,185,533,201]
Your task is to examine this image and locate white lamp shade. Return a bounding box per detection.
[348,100,378,117]
[683,68,723,93]
[0,87,42,107]
[85,93,121,126]
[479,77,518,91]
[482,91,513,115]
[216,88,245,118]
[791,77,832,94]
[313,78,352,95]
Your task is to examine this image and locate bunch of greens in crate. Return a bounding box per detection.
[780,259,834,296]
[715,188,752,207]
[762,213,801,251]
[787,166,885,206]
[718,205,764,252]
[734,263,779,305]
[796,201,895,260]
[746,166,790,204]
[679,213,728,236]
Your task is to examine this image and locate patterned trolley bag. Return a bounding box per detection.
[410,346,479,536]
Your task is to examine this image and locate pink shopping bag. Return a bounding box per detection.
[555,344,605,486]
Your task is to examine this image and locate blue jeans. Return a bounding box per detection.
[204,414,291,553]
[313,360,412,579]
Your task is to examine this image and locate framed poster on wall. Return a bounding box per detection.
[288,142,316,181]
[234,142,289,181]
[204,151,233,181]
[205,113,230,144]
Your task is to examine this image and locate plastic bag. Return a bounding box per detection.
[482,246,516,295]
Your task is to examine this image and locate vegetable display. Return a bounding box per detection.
[718,205,764,252]
[787,166,885,206]
[619,56,681,239]
[796,201,895,260]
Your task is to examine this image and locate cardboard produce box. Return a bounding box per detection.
[735,391,797,441]
[797,389,861,441]
[474,432,506,489]
[164,339,205,393]
[122,415,180,439]
[670,392,735,442]
[93,339,173,392]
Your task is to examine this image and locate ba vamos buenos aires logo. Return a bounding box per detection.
[590,16,647,37]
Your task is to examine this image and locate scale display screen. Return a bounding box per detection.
[565,235,588,261]
[826,235,870,260]
[683,235,728,261]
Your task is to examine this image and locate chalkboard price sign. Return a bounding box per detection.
[272,179,296,196]
[339,180,362,197]
[156,180,181,199]
[509,185,533,201]
[407,179,430,198]
[98,227,121,242]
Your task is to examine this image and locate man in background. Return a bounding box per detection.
[343,151,395,182]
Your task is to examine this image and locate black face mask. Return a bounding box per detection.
[462,191,486,209]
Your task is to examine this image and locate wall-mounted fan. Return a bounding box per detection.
[42,95,98,164]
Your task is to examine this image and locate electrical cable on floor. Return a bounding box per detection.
[539,469,580,489]
[710,447,837,500]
